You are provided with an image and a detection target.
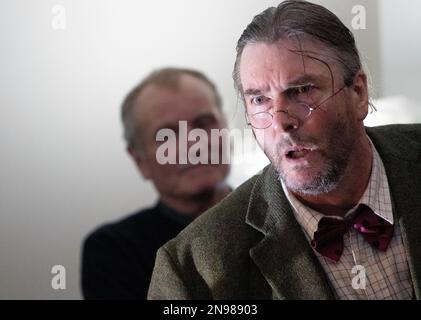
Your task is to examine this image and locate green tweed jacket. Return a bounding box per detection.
[148,124,421,300]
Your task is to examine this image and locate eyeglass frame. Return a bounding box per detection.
[245,84,348,129]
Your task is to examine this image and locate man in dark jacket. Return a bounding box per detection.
[82,68,231,299]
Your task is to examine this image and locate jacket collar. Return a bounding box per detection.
[245,126,421,299]
[246,165,335,299]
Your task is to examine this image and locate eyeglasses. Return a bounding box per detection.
[246,85,346,129]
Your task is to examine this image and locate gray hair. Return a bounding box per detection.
[233,0,363,97]
[121,67,222,149]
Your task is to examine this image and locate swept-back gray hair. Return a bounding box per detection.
[233,0,362,96]
[121,67,222,149]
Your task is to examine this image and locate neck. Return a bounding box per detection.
[159,183,231,218]
[291,136,373,217]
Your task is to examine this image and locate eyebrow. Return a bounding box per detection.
[285,74,324,88]
[243,88,266,97]
[243,73,327,96]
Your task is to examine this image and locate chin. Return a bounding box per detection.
[184,175,227,196]
[279,165,320,188]
[188,178,220,193]
[282,168,342,196]
[176,165,229,194]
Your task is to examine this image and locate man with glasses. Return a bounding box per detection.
[148,1,421,299]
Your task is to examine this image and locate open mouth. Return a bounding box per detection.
[285,146,315,159]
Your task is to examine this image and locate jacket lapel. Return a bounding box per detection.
[245,127,421,299]
[368,128,421,299]
[246,166,334,299]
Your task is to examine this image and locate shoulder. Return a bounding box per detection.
[84,207,158,245]
[161,171,264,262]
[82,205,178,257]
[367,123,421,141]
[149,167,277,299]
[82,208,162,299]
[367,124,421,161]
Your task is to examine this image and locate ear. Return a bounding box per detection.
[350,71,369,121]
[127,146,152,180]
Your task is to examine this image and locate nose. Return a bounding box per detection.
[272,108,299,132]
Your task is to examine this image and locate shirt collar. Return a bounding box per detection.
[358,136,394,224]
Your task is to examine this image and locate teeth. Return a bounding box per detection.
[290,149,308,159]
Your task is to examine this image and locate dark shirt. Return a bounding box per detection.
[81,202,193,299]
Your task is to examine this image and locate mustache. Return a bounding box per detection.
[278,132,319,150]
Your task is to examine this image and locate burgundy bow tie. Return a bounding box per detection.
[311,205,394,262]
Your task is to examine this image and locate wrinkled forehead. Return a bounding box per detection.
[239,39,341,92]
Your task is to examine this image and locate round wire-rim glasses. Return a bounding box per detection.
[246,85,347,129]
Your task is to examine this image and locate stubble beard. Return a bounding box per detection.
[273,118,355,196]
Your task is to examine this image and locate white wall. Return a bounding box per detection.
[364,0,421,126]
[0,0,416,300]
[0,0,286,300]
[380,0,421,103]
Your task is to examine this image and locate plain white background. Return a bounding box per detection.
[0,0,420,299]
